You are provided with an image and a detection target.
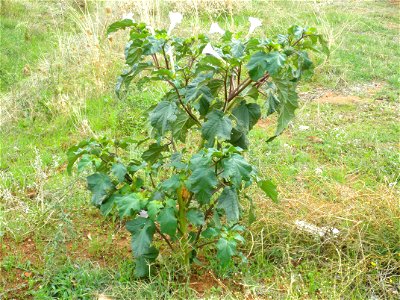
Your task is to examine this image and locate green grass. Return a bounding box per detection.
[1,0,399,299]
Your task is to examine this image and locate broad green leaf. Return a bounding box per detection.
[147,200,163,220]
[160,175,181,192]
[142,143,168,164]
[77,154,92,173]
[107,19,135,35]
[87,173,114,206]
[273,80,299,138]
[157,207,177,236]
[216,238,237,266]
[202,110,232,146]
[229,127,249,150]
[150,101,178,135]
[318,35,330,56]
[221,154,252,187]
[127,217,156,256]
[258,179,278,203]
[232,101,261,133]
[100,194,118,216]
[186,209,205,226]
[66,139,92,174]
[231,39,245,58]
[172,111,195,142]
[288,25,304,39]
[265,88,280,116]
[201,227,219,238]
[111,163,127,183]
[187,163,218,205]
[247,51,287,81]
[116,193,142,217]
[116,61,152,98]
[134,246,159,278]
[217,187,240,223]
[245,195,256,225]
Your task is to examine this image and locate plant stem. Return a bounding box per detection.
[166,80,201,127]
[155,226,174,251]
[177,186,190,267]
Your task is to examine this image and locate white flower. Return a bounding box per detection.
[202,43,224,61]
[248,17,262,36]
[122,12,134,21]
[139,210,148,218]
[299,125,310,131]
[167,12,183,35]
[209,22,225,35]
[166,46,175,73]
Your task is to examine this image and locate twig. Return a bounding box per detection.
[155,226,174,251]
[166,80,201,126]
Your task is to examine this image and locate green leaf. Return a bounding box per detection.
[87,173,114,206]
[127,217,159,277]
[116,61,152,98]
[172,111,195,142]
[107,19,135,35]
[221,154,252,187]
[147,200,163,220]
[186,209,205,226]
[229,127,249,150]
[187,158,218,204]
[265,87,280,116]
[201,227,219,239]
[111,163,127,183]
[116,193,142,217]
[202,110,232,146]
[232,101,261,133]
[127,217,156,256]
[273,80,299,138]
[142,143,168,164]
[231,40,245,58]
[77,154,92,173]
[150,101,178,135]
[100,194,118,216]
[66,139,92,175]
[258,179,278,203]
[160,175,181,192]
[318,35,330,56]
[247,51,287,81]
[245,195,256,225]
[134,246,159,278]
[216,238,237,266]
[157,207,177,236]
[217,187,240,223]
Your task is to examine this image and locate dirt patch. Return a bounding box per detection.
[315,92,366,105]
[189,271,226,296]
[256,118,272,129]
[0,236,39,299]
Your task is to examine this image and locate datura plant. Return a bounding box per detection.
[67,13,328,277]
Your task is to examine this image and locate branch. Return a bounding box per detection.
[222,70,228,111]
[292,33,307,47]
[155,226,174,251]
[166,80,201,126]
[161,45,170,69]
[192,184,224,246]
[227,77,252,102]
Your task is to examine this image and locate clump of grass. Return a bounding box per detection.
[1,1,399,299]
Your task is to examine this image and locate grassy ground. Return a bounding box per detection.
[1,0,399,299]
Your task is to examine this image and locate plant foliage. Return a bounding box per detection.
[67,15,328,277]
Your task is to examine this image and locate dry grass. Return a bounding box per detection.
[1,0,399,299]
